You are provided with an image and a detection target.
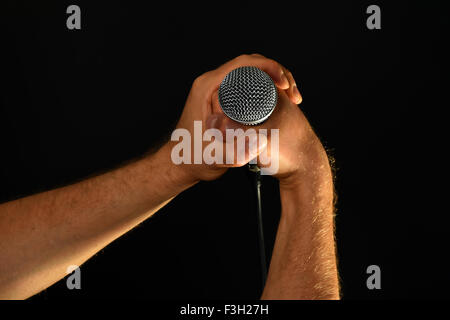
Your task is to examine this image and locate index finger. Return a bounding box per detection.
[200,54,290,98]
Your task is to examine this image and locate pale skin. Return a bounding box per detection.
[0,54,339,299]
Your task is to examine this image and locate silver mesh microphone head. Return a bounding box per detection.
[218,66,278,126]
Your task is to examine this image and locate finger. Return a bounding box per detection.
[244,55,290,89]
[279,66,295,103]
[204,118,266,167]
[283,68,302,104]
[211,90,223,114]
[216,130,268,168]
[247,54,290,90]
[256,88,291,130]
[207,54,290,94]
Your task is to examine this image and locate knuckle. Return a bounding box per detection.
[236,54,250,60]
[267,58,279,68]
[192,73,207,88]
[191,78,201,89]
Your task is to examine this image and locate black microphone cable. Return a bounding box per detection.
[248,164,267,288]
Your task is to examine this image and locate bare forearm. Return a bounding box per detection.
[0,144,195,299]
[262,151,339,299]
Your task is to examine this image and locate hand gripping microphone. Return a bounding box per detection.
[218,66,278,288]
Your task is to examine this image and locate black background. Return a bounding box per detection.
[0,1,448,299]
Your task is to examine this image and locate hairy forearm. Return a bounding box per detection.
[0,144,195,299]
[262,150,339,300]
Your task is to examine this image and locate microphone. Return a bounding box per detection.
[218,66,276,288]
[218,66,278,126]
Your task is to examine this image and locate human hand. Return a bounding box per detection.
[170,54,302,182]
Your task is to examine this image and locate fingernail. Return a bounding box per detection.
[293,84,302,103]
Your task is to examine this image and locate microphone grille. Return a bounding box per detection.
[218,66,278,125]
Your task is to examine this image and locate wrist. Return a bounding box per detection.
[278,145,334,221]
[144,142,200,197]
[278,141,332,190]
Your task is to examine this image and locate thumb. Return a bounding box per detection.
[206,113,246,136]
